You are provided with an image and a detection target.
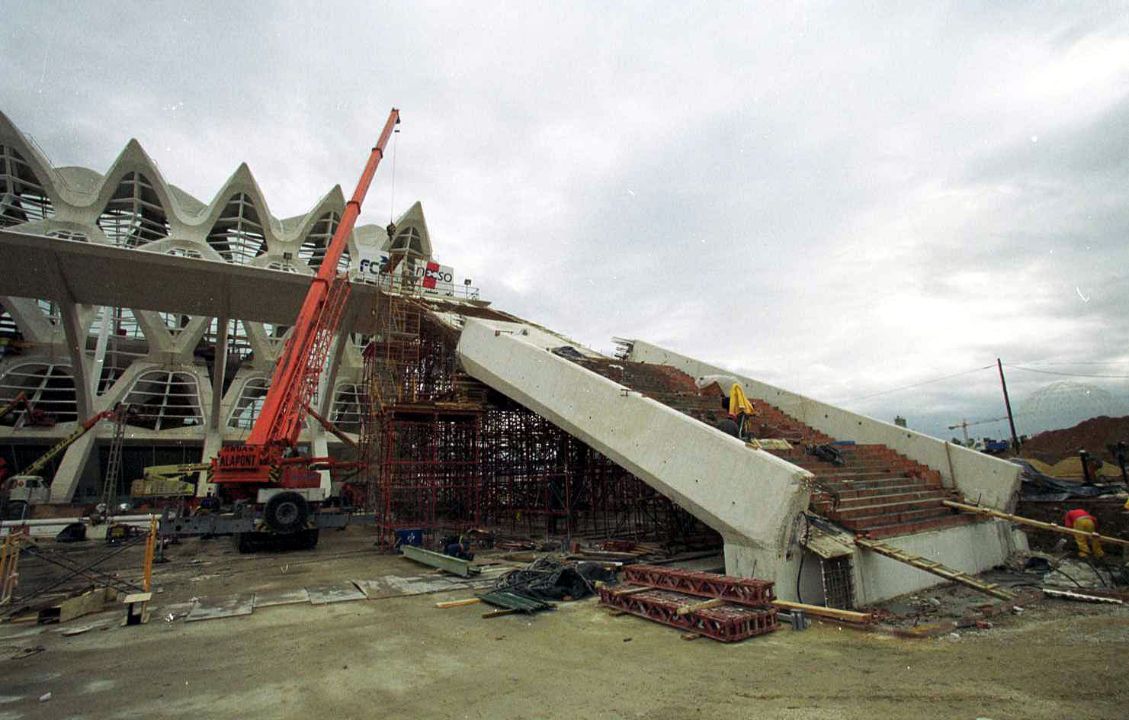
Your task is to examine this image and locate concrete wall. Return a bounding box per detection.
[626,341,1022,511]
[852,521,1025,604]
[457,319,814,594]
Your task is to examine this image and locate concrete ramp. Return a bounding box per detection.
[456,318,813,589]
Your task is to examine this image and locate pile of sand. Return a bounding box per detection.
[1020,415,1129,465]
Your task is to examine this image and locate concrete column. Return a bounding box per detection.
[48,432,98,503]
[197,429,222,497]
[47,298,98,503]
[58,298,93,419]
[209,317,229,430]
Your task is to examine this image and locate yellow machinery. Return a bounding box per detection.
[130,463,210,498]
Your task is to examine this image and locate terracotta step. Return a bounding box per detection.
[803,469,914,481]
[830,489,949,508]
[836,504,954,527]
[817,476,937,491]
[857,514,981,539]
[815,482,934,500]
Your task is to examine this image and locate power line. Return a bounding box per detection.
[1005,365,1129,380]
[841,365,996,403]
[1009,360,1129,367]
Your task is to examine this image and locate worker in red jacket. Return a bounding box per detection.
[1064,508,1104,559]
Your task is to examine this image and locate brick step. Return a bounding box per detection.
[771,447,907,461]
[801,468,915,480]
[817,477,940,492]
[835,504,954,527]
[814,482,935,500]
[824,489,950,508]
[793,458,918,470]
[829,495,951,518]
[857,514,981,539]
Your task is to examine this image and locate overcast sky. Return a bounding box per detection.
[2,1,1127,440]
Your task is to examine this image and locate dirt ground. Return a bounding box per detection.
[1,529,1127,720]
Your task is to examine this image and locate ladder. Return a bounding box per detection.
[100,406,128,510]
[855,537,1015,601]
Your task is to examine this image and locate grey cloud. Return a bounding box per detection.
[1,1,1127,441]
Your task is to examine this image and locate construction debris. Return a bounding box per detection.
[492,555,613,601]
[478,589,554,615]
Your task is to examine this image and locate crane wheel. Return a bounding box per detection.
[263,491,309,534]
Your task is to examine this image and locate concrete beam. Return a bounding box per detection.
[456,318,812,587]
[0,230,382,334]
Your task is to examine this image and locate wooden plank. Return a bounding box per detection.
[944,500,1129,548]
[611,586,652,597]
[435,598,481,609]
[771,599,873,623]
[676,598,725,616]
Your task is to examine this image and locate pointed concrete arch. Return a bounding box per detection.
[388,201,433,258]
[0,111,63,225]
[95,170,171,248]
[195,164,283,259]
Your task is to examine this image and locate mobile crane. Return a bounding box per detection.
[1,405,124,518]
[202,108,401,552]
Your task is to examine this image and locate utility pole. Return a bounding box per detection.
[997,358,1021,452]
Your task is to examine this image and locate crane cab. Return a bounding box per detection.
[2,475,50,518]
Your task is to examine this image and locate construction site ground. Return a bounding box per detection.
[2,528,1126,720]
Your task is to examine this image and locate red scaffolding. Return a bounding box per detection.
[359,294,719,550]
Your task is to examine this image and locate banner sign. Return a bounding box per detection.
[355,248,454,296]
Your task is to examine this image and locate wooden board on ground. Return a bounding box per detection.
[307,584,366,605]
[253,588,311,608]
[185,594,255,622]
[38,587,118,625]
[435,598,481,609]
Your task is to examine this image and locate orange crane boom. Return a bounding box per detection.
[213,108,400,495]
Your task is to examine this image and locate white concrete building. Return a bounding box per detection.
[0,110,1026,605]
[0,111,448,502]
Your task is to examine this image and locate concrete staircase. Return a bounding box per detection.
[767,441,975,539]
[569,357,974,539]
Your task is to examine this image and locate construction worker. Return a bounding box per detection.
[1064,508,1104,559]
[716,413,740,438]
